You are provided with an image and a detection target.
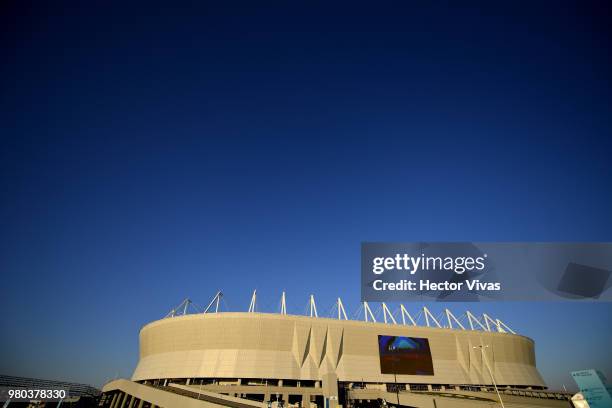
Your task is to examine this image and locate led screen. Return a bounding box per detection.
[378,335,434,375]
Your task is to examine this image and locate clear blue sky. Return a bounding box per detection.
[1,1,611,392]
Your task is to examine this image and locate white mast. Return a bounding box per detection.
[496,318,515,334]
[483,313,501,332]
[203,291,223,313]
[363,301,376,322]
[466,310,487,331]
[309,294,318,317]
[423,306,442,328]
[248,290,257,313]
[445,308,465,330]
[337,297,348,320]
[382,303,397,324]
[400,304,417,326]
[280,291,287,315]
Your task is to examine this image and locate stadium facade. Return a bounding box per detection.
[101,292,574,408]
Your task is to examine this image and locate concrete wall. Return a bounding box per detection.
[132,312,545,387]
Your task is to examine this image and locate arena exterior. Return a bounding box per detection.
[101,292,574,408]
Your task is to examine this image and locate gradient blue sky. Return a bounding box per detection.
[1,2,611,392]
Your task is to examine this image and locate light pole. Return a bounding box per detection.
[473,345,505,408]
[392,356,400,407]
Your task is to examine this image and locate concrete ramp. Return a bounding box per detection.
[102,379,266,408]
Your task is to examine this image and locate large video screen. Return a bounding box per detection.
[378,335,434,375]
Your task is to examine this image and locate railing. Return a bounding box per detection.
[150,384,259,408]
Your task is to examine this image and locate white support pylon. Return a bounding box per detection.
[423,306,442,328]
[445,309,465,330]
[496,319,515,334]
[309,294,318,317]
[337,297,348,320]
[483,314,501,332]
[204,291,223,314]
[382,303,397,324]
[400,304,417,326]
[466,310,487,331]
[248,290,257,313]
[280,291,287,315]
[363,301,376,322]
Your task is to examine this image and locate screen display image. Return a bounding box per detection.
[378,335,435,375]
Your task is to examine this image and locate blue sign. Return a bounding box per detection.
[571,370,612,408]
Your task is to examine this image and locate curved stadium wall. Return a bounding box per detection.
[132,312,545,388]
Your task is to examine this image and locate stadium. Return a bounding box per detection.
[101,291,573,408]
